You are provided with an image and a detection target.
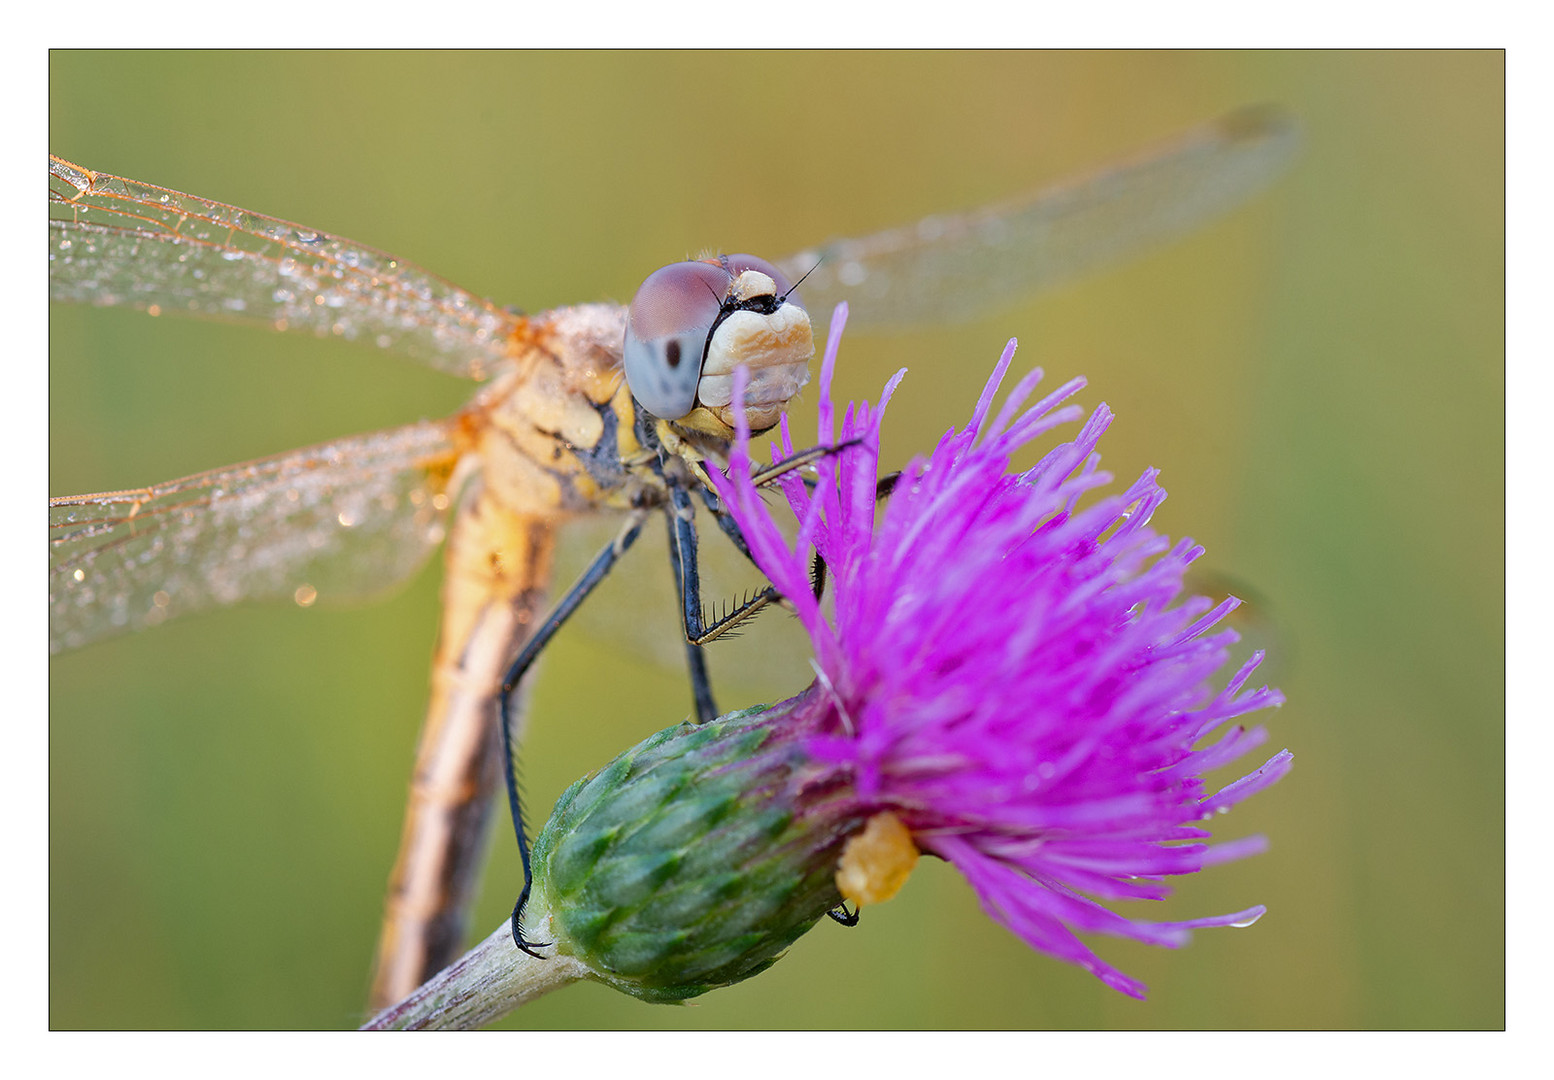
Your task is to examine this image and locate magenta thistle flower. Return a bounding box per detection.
[704,304,1292,999]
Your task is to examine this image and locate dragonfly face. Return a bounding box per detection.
[48,106,1299,1014]
[622,254,813,438]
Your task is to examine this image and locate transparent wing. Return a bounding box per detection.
[49,156,521,380]
[49,420,466,653]
[779,106,1299,331]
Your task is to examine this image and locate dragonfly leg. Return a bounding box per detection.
[663,484,722,724]
[745,440,850,487]
[670,475,800,653]
[826,901,860,927]
[499,510,649,957]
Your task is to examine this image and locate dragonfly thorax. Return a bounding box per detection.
[622,255,814,440]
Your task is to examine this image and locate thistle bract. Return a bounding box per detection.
[525,694,866,1002]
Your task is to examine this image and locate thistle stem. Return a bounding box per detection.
[361,922,586,1031]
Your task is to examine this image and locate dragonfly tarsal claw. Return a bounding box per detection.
[826,902,861,927]
[510,894,553,959]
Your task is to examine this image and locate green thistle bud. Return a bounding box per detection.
[524,692,867,1003]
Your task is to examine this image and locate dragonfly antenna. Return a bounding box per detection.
[782,258,822,303]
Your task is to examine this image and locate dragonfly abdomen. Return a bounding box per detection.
[369,485,559,1009]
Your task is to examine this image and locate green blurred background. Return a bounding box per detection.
[48,51,1503,1029]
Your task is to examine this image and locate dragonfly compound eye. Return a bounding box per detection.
[623,260,729,421]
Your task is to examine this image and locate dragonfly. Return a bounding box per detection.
[48,105,1298,1011]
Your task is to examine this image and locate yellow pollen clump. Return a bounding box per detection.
[836,811,920,908]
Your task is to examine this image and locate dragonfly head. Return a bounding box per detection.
[623,254,814,440]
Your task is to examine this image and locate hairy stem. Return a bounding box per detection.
[361,920,586,1031]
